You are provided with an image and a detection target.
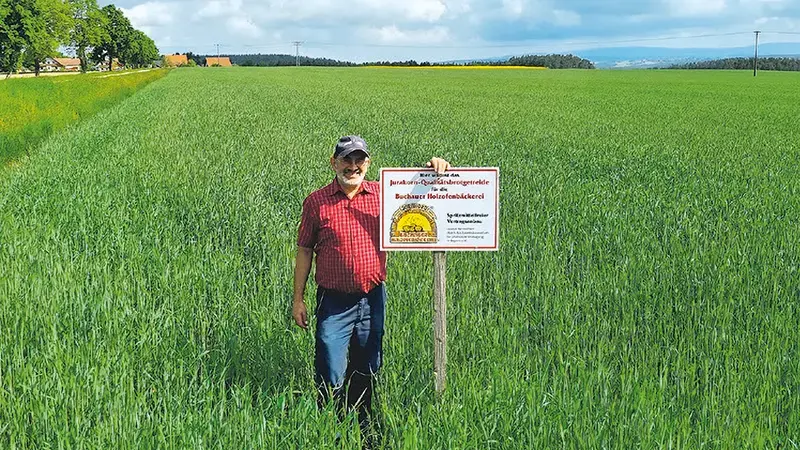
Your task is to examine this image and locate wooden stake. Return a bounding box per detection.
[433,251,447,394]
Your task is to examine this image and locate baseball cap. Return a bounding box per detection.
[334,135,370,159]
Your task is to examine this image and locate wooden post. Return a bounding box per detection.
[433,251,447,394]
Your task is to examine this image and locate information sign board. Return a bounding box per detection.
[380,168,499,251]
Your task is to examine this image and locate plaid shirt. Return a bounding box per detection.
[297,178,386,294]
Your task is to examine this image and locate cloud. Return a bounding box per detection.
[195,0,242,19]
[403,0,448,22]
[502,0,524,17]
[553,9,581,26]
[121,1,180,28]
[665,0,726,17]
[106,0,800,62]
[364,25,450,44]
[227,16,262,38]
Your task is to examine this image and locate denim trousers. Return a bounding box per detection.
[314,283,386,412]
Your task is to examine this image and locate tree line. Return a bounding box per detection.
[503,54,594,69]
[223,53,356,67]
[667,57,800,71]
[0,0,159,75]
[363,53,594,68]
[185,53,595,69]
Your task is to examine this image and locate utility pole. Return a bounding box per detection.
[292,41,303,66]
[753,31,760,77]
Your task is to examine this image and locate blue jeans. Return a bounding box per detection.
[314,283,386,408]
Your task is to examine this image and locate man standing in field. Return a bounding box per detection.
[292,135,449,433]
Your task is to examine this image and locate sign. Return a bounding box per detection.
[380,168,499,251]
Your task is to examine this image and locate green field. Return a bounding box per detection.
[1,67,799,448]
[0,70,168,167]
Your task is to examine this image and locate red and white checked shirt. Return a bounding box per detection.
[297,178,386,294]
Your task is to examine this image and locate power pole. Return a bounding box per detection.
[292,41,303,66]
[753,31,760,77]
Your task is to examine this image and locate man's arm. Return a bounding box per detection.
[292,246,314,329]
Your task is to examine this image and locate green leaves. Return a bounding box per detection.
[0,0,28,73]
[19,0,72,74]
[120,29,158,69]
[91,4,131,71]
[0,0,158,76]
[68,0,105,72]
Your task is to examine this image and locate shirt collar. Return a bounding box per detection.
[328,178,375,196]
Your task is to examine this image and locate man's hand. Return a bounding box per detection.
[293,246,313,330]
[426,157,451,174]
[293,300,308,329]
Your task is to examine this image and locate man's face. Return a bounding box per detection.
[331,151,370,188]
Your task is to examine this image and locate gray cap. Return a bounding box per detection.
[334,135,370,159]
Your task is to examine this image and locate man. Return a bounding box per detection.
[292,135,449,432]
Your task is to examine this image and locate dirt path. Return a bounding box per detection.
[96,69,155,78]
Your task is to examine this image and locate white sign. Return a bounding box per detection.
[380,168,499,251]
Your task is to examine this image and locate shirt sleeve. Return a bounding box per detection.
[297,196,318,249]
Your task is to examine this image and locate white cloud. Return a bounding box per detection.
[666,0,726,17]
[502,0,525,17]
[403,0,448,22]
[195,0,243,19]
[121,1,179,28]
[445,0,471,15]
[553,9,581,26]
[365,25,450,44]
[227,16,262,37]
[108,0,800,62]
[496,0,580,26]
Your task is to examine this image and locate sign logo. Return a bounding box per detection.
[390,203,438,243]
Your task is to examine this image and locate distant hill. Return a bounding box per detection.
[445,43,800,69]
[575,43,800,69]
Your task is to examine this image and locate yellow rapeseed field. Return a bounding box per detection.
[364,65,547,70]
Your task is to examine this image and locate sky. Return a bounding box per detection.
[101,0,800,62]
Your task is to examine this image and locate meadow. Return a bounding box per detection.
[0,67,798,448]
[0,69,167,166]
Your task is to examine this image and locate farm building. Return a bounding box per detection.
[164,54,188,66]
[42,58,81,71]
[205,57,232,67]
[93,58,125,71]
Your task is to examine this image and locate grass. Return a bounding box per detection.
[0,67,798,448]
[0,69,168,166]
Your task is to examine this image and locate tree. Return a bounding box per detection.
[68,0,105,72]
[12,0,71,76]
[120,28,157,68]
[0,0,28,75]
[185,51,203,65]
[91,4,131,71]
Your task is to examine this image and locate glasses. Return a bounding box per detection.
[336,155,369,167]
